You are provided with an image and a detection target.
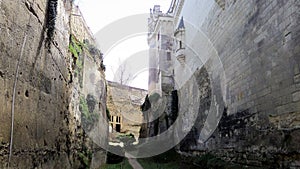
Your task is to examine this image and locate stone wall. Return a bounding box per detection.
[69,34,108,168]
[176,0,300,167]
[0,0,107,168]
[107,81,147,140]
[145,0,300,168]
[70,5,95,43]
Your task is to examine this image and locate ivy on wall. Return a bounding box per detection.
[79,96,99,131]
[69,34,84,59]
[69,34,85,87]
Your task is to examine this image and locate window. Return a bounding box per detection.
[116,116,121,123]
[167,52,171,61]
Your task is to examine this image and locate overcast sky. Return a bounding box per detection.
[74,0,172,89]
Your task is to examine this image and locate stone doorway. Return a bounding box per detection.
[116,124,121,132]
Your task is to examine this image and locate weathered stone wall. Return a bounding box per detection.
[0,0,107,168]
[145,0,300,167]
[70,5,95,43]
[68,36,108,168]
[174,0,300,168]
[107,81,147,140]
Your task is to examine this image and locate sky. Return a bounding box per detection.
[74,0,172,89]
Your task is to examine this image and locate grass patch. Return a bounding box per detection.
[101,159,133,169]
[137,159,179,169]
[78,151,92,168]
[181,153,245,169]
[137,149,180,169]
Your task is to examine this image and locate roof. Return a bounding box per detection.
[177,16,185,29]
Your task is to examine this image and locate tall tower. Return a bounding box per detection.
[147,5,174,95]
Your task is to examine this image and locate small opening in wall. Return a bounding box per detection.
[116,124,121,132]
[167,52,171,61]
[25,90,29,97]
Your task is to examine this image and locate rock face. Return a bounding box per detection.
[144,0,300,168]
[0,0,107,168]
[107,81,147,140]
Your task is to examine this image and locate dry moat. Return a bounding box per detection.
[0,0,300,168]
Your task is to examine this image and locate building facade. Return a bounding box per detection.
[107,81,147,140]
[146,0,300,167]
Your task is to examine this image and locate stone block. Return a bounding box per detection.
[294,74,300,83]
[292,91,300,102]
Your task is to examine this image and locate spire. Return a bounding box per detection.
[177,16,185,29]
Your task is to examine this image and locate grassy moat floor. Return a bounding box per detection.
[101,159,133,169]
[100,149,263,169]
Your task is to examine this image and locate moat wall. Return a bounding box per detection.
[177,0,300,167]
[145,0,300,168]
[0,0,107,168]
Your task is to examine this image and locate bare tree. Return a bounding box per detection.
[114,59,132,85]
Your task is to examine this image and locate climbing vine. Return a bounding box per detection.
[79,96,99,131]
[69,34,85,87]
[69,34,84,59]
[78,150,92,168]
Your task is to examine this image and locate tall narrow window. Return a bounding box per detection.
[116,116,121,123]
[179,41,182,49]
[167,52,171,61]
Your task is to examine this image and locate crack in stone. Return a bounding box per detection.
[25,1,42,24]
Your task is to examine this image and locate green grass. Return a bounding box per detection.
[137,159,180,169]
[100,159,133,169]
[137,149,181,169]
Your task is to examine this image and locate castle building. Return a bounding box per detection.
[146,0,300,167]
[107,81,147,140]
[148,5,175,95]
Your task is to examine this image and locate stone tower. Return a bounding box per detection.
[147,5,175,95]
